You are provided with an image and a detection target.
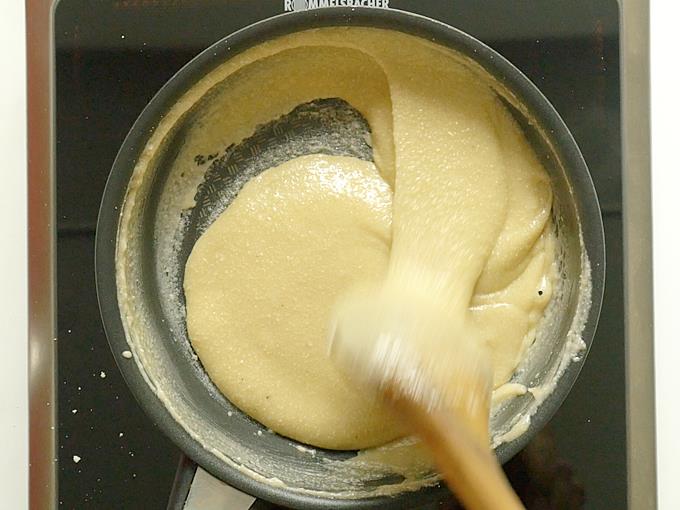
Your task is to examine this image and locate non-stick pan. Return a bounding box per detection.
[95,7,605,509]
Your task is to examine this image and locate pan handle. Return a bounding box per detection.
[167,454,280,510]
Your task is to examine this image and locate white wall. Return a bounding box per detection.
[651,2,680,509]
[0,1,28,509]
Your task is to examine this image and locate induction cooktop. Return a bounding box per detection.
[33,0,654,508]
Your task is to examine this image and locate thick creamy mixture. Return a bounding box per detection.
[183,29,554,451]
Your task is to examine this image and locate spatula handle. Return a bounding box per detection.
[391,396,525,510]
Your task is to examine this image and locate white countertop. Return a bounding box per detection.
[650,2,680,509]
[1,1,678,508]
[0,1,28,510]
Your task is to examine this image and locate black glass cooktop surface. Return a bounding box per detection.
[55,1,622,508]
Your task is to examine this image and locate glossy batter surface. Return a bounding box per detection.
[185,155,404,449]
[184,29,554,450]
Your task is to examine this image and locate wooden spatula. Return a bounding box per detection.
[330,289,525,510]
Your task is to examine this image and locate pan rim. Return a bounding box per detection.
[95,7,605,508]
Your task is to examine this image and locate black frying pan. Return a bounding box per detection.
[95,8,604,509]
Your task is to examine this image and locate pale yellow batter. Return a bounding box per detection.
[185,155,404,449]
[183,28,554,450]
